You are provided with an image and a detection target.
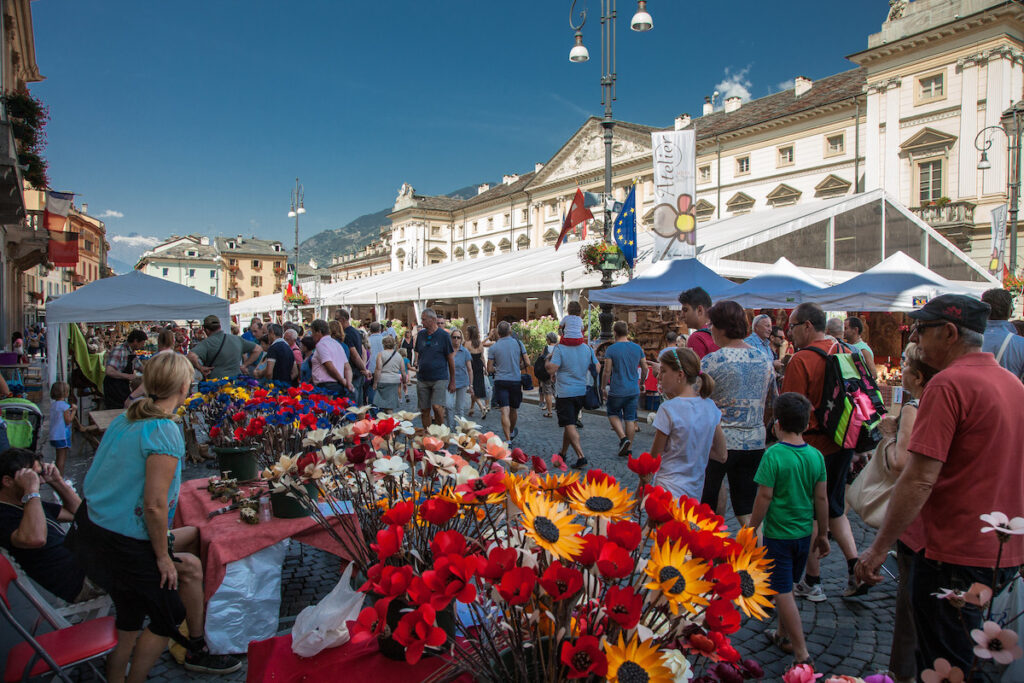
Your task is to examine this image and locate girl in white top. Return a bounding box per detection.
[48,381,75,474]
[558,301,586,346]
[373,335,407,413]
[649,346,727,502]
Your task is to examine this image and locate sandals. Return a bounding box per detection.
[765,628,794,655]
[543,412,553,418]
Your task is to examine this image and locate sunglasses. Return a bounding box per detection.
[910,321,947,334]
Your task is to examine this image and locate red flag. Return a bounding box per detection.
[44,190,74,232]
[48,230,79,267]
[555,188,593,250]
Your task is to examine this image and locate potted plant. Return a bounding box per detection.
[578,240,628,275]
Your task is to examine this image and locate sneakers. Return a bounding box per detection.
[575,420,584,429]
[510,427,519,441]
[793,580,827,602]
[617,438,631,458]
[842,575,871,598]
[184,649,242,675]
[571,457,589,470]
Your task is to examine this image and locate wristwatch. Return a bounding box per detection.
[21,492,41,505]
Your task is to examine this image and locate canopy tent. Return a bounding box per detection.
[587,257,735,306]
[718,257,826,309]
[45,270,231,384]
[803,251,987,312]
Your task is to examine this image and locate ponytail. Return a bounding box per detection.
[126,352,193,422]
[696,370,715,399]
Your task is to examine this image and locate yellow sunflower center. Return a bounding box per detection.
[585,496,614,513]
[616,660,650,683]
[738,570,756,598]
[658,566,686,594]
[534,517,560,543]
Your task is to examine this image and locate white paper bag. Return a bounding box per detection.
[291,563,364,658]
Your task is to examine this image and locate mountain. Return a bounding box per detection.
[299,182,493,268]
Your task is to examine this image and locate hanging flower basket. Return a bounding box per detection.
[578,241,628,275]
[1005,271,1024,298]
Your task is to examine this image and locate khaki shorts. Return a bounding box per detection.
[417,379,447,411]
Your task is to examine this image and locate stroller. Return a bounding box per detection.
[0,397,43,452]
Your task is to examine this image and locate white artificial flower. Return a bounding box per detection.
[347,405,373,416]
[302,429,329,447]
[661,649,694,682]
[398,420,416,436]
[393,410,419,423]
[373,455,410,475]
[426,424,452,439]
[424,451,458,477]
[980,511,1024,536]
[455,416,480,433]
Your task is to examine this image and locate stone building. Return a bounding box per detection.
[214,235,289,304]
[136,235,223,297]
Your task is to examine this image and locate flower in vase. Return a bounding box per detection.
[382,500,415,526]
[392,604,448,665]
[920,658,964,683]
[597,541,635,579]
[370,417,398,437]
[454,472,506,503]
[481,545,519,581]
[561,635,608,679]
[496,565,536,605]
[574,533,606,567]
[643,486,676,524]
[422,436,445,452]
[644,539,712,616]
[568,477,634,521]
[628,451,662,476]
[971,620,1024,664]
[347,600,389,644]
[419,497,458,526]
[605,584,643,629]
[371,525,404,560]
[359,563,414,597]
[963,582,994,607]
[423,450,458,477]
[521,493,584,561]
[539,561,584,601]
[604,632,674,683]
[606,520,643,552]
[704,598,741,634]
[373,455,409,476]
[301,428,329,447]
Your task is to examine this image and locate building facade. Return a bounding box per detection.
[385,0,1023,278]
[136,234,223,296]
[328,228,392,282]
[214,235,288,303]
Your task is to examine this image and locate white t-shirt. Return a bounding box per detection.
[49,399,71,443]
[376,348,404,383]
[561,314,584,339]
[652,396,722,502]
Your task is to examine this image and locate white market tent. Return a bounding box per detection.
[718,257,826,309]
[45,270,231,384]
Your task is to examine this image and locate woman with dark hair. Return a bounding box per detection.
[464,324,490,418]
[699,300,774,526]
[299,336,317,385]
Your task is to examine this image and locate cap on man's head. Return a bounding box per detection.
[907,294,990,334]
[203,315,221,329]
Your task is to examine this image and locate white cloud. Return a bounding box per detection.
[775,79,795,93]
[99,209,124,219]
[111,234,161,249]
[715,67,753,103]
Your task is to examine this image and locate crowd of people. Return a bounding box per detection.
[1,284,1023,680]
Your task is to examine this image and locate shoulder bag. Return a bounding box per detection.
[847,401,916,528]
[518,340,534,390]
[583,358,602,410]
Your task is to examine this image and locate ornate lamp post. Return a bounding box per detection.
[569,0,652,340]
[975,100,1023,274]
[287,178,306,321]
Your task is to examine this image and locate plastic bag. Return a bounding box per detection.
[291,563,364,658]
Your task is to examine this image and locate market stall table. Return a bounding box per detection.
[88,408,124,432]
[175,478,362,654]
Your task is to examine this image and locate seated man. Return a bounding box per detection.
[0,448,102,602]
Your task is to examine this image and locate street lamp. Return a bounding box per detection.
[568,0,652,340]
[288,177,306,287]
[975,100,1023,274]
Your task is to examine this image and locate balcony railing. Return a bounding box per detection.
[910,200,975,229]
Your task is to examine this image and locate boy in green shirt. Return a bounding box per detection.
[749,392,830,666]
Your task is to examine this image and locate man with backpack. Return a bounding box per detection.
[602,321,648,459]
[782,302,871,601]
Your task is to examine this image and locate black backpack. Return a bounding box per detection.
[533,349,551,382]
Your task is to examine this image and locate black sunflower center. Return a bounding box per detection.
[658,566,686,594]
[738,570,756,598]
[688,520,702,532]
[616,661,650,683]
[571,650,593,671]
[534,516,560,543]
[585,496,614,512]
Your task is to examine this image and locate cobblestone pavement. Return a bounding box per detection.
[2,379,897,680]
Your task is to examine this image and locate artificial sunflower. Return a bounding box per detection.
[567,478,634,521]
[604,632,674,683]
[521,492,584,561]
[644,539,713,616]
[731,525,768,562]
[505,473,539,512]
[727,547,776,619]
[672,498,725,535]
[539,471,580,501]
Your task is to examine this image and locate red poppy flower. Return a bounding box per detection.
[429,529,466,558]
[573,534,606,566]
[707,563,741,600]
[371,525,403,560]
[382,500,414,527]
[298,382,314,392]
[510,447,528,464]
[604,584,642,629]
[346,442,372,465]
[627,451,662,476]
[454,472,505,502]
[371,417,398,437]
[585,469,617,486]
[347,600,389,644]
[596,542,633,579]
[481,546,518,582]
[232,410,246,422]
[606,520,642,552]
[497,566,536,605]
[393,604,448,665]
[359,563,414,597]
[412,554,482,609]
[209,426,221,439]
[560,635,608,679]
[689,529,727,562]
[643,486,675,524]
[531,455,548,474]
[710,662,745,683]
[539,561,583,601]
[655,520,690,547]
[299,412,317,430]
[551,453,568,472]
[704,598,741,634]
[686,630,739,663]
[419,497,458,526]
[246,417,266,437]
[233,427,246,441]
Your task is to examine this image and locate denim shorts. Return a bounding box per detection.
[763,535,811,594]
[50,438,70,449]
[606,394,638,422]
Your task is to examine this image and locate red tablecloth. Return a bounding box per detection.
[246,634,473,683]
[175,478,361,603]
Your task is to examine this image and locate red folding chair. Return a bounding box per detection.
[0,554,118,682]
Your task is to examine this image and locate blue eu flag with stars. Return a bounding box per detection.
[614,184,638,268]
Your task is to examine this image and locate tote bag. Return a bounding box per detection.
[847,435,898,528]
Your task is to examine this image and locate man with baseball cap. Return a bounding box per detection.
[187,315,261,380]
[856,294,1024,672]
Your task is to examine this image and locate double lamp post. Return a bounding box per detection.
[975,100,1023,275]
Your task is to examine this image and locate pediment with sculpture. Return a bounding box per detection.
[529,119,652,189]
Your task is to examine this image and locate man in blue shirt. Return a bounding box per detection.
[241,317,262,343]
[487,321,529,442]
[745,314,774,363]
[547,340,598,469]
[601,321,647,459]
[981,288,1024,381]
[414,309,455,428]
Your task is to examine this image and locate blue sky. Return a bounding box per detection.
[30,1,890,262]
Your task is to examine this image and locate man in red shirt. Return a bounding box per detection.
[678,287,719,359]
[781,303,862,601]
[856,294,1024,672]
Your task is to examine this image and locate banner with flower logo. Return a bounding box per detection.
[650,130,697,262]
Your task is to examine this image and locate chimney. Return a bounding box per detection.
[674,113,691,130]
[477,183,491,195]
[502,174,519,185]
[535,162,544,173]
[702,96,713,116]
[81,202,88,214]
[200,236,210,246]
[724,96,742,113]
[794,76,812,96]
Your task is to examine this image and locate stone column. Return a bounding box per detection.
[883,78,902,198]
[958,55,982,199]
[865,82,882,191]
